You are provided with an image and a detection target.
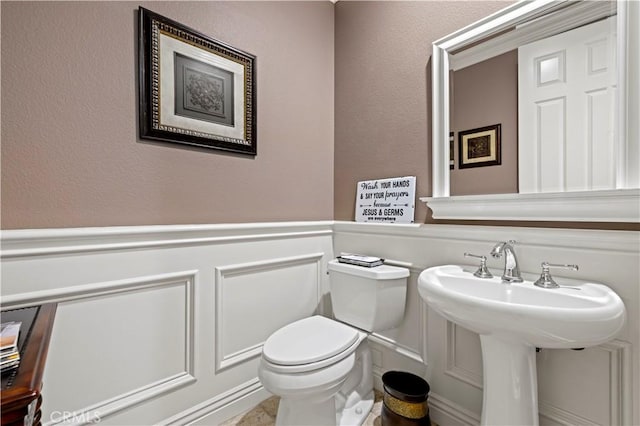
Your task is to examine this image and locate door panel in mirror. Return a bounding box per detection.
[519,17,616,194]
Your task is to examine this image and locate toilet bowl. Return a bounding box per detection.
[259,260,409,426]
[259,315,371,425]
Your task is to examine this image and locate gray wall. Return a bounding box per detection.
[1,1,335,229]
[5,2,628,229]
[451,50,519,196]
[334,1,509,222]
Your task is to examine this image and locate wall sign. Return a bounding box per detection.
[355,176,416,223]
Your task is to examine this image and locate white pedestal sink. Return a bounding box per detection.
[418,265,626,426]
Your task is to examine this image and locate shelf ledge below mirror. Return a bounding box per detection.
[420,188,640,222]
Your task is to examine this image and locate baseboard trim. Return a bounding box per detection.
[47,373,197,426]
[159,378,268,425]
[428,392,480,426]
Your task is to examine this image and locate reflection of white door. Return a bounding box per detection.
[518,18,616,193]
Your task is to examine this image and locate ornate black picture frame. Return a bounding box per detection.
[449,132,455,170]
[139,8,256,155]
[458,124,501,169]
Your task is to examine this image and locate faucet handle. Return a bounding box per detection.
[534,262,579,289]
[464,253,493,279]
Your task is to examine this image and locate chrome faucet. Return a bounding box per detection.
[490,240,523,283]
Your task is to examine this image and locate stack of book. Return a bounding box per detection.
[337,254,384,268]
[1,321,21,373]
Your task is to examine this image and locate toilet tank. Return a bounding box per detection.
[328,259,409,332]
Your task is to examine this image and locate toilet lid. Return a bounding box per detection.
[262,316,360,366]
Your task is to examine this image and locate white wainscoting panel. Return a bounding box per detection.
[428,392,481,426]
[160,378,269,426]
[40,272,197,425]
[538,340,632,426]
[369,268,427,364]
[215,253,324,372]
[333,221,639,426]
[368,267,430,392]
[2,221,637,425]
[445,322,482,390]
[1,222,334,425]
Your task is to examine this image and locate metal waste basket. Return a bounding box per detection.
[381,371,431,426]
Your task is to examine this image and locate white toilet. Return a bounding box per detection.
[258,259,409,426]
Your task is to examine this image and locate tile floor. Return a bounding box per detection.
[220,391,385,426]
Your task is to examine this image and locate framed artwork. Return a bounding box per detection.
[458,124,501,169]
[139,8,256,155]
[449,132,455,170]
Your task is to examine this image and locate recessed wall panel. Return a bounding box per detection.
[215,254,323,371]
[537,346,612,425]
[588,89,615,190]
[536,51,565,86]
[42,277,193,417]
[445,322,482,388]
[536,97,566,192]
[373,271,424,359]
[587,39,608,75]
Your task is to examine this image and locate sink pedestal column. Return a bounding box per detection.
[480,335,539,426]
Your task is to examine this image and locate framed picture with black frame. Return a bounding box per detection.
[139,7,256,155]
[449,132,455,170]
[458,124,501,169]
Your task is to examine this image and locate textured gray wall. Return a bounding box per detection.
[334,1,510,222]
[1,1,334,228]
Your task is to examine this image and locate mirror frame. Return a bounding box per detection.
[422,0,639,222]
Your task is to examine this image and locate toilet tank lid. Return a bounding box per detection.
[328,259,409,279]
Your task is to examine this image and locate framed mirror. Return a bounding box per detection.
[422,0,639,222]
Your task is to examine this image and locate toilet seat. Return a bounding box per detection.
[262,316,363,373]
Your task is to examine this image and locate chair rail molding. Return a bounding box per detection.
[0,221,334,259]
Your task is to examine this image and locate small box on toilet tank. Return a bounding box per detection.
[328,259,409,332]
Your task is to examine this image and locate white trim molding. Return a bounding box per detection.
[332,220,640,253]
[421,188,640,222]
[429,392,481,426]
[538,340,632,426]
[602,339,633,426]
[450,1,615,71]
[368,333,424,365]
[214,253,325,373]
[47,374,197,426]
[158,378,268,426]
[36,271,198,426]
[0,221,334,259]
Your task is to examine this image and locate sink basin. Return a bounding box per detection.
[418,264,625,348]
[418,265,626,426]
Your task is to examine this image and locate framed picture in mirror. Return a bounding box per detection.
[449,132,455,170]
[458,124,501,169]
